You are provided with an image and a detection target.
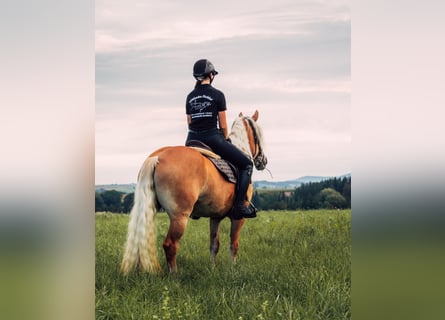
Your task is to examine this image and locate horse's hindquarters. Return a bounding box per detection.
[151,146,235,219]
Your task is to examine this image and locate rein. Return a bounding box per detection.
[241,117,257,158]
[243,117,267,171]
[245,117,260,158]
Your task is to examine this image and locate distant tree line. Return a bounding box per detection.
[252,177,351,210]
[95,190,134,213]
[95,176,351,213]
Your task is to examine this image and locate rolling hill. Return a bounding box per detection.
[96,173,351,193]
[254,173,351,189]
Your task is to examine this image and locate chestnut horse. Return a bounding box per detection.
[121,110,267,274]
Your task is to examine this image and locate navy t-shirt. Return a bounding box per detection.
[186,84,227,130]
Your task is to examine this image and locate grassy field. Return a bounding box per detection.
[96,210,351,319]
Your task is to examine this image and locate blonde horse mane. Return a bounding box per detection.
[229,115,264,159]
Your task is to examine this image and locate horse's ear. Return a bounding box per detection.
[252,110,259,121]
[239,112,244,117]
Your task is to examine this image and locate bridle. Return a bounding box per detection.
[244,117,267,171]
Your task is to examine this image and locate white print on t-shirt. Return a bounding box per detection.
[190,100,211,112]
[188,94,215,117]
[191,112,213,119]
[189,95,214,103]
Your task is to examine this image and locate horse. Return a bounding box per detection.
[120,110,267,274]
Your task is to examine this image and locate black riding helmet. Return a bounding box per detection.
[193,59,219,80]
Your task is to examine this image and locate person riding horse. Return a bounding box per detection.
[121,60,267,274]
[185,59,257,219]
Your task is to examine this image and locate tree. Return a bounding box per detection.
[317,188,347,209]
[95,192,105,212]
[122,193,134,213]
[101,190,124,213]
[341,178,351,207]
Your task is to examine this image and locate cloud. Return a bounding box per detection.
[95,0,349,53]
[95,0,350,184]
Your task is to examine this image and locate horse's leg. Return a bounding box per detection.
[229,218,246,263]
[209,217,222,265]
[163,216,189,273]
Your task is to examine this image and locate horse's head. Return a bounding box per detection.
[238,110,268,171]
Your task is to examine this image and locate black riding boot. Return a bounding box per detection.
[232,164,257,220]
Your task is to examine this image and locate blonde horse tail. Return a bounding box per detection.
[121,156,161,275]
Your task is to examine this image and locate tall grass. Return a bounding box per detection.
[96,210,350,319]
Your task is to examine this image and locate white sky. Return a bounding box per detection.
[95,0,350,184]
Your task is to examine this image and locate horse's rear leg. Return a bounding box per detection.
[229,218,245,263]
[209,218,222,265]
[163,217,189,273]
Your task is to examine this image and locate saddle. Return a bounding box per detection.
[186,140,238,184]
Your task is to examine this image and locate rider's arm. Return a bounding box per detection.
[218,111,229,140]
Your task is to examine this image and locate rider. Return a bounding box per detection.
[185,59,256,219]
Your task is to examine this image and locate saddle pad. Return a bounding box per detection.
[186,140,237,184]
[208,158,237,184]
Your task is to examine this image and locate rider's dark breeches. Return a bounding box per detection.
[186,129,253,203]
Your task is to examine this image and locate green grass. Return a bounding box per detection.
[96,210,351,319]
